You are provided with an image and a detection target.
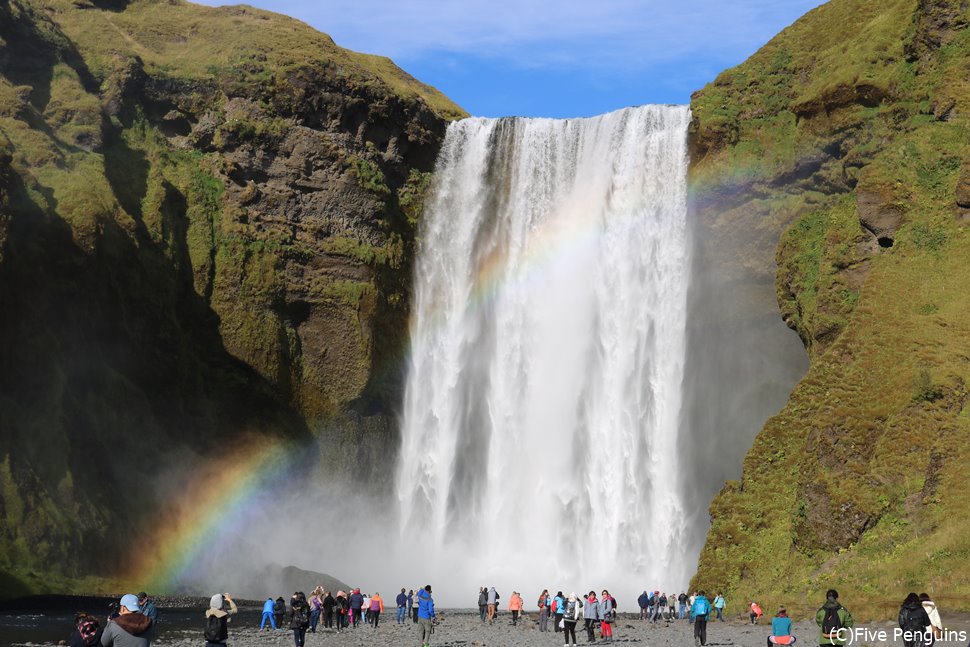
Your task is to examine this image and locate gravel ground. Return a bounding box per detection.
[148,613,962,647]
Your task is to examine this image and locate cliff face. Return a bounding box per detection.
[689,0,970,615]
[0,0,463,595]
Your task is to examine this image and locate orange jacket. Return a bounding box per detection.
[370,595,384,612]
[509,594,523,611]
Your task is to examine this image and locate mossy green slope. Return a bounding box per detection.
[0,0,462,596]
[690,0,970,619]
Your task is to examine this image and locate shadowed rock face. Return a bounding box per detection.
[0,0,462,595]
[688,0,970,614]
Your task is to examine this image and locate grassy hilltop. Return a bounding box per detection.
[0,0,463,595]
[689,0,970,619]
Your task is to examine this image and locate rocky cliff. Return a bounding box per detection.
[689,0,970,617]
[0,0,463,595]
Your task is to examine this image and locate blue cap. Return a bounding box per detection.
[120,594,141,612]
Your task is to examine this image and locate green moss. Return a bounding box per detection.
[36,0,466,121]
[349,156,391,196]
[691,0,970,617]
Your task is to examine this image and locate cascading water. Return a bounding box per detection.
[398,105,692,599]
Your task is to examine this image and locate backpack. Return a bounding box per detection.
[78,618,100,646]
[900,606,925,634]
[821,605,843,638]
[551,599,558,614]
[695,598,711,616]
[204,614,228,643]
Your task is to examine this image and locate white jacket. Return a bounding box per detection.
[922,601,942,630]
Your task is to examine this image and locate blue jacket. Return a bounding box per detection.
[554,595,565,614]
[418,589,435,619]
[714,596,725,609]
[691,595,711,619]
[638,593,649,609]
[396,593,407,607]
[262,599,275,614]
[772,616,792,636]
[349,593,363,610]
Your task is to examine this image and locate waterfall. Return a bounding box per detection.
[397,105,692,597]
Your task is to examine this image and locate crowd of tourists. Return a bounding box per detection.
[65,584,948,647]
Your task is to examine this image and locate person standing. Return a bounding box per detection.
[203,593,237,647]
[562,592,583,647]
[418,585,436,647]
[487,587,500,624]
[638,591,649,621]
[679,592,689,620]
[600,590,615,643]
[478,587,488,623]
[768,606,795,646]
[899,593,931,647]
[349,589,364,629]
[308,588,322,633]
[336,591,349,632]
[370,593,385,629]
[412,588,421,623]
[538,589,550,632]
[584,591,599,642]
[816,589,853,647]
[260,598,277,631]
[920,593,943,645]
[288,593,309,647]
[691,590,711,647]
[322,591,336,629]
[714,593,725,622]
[397,589,409,625]
[508,591,523,626]
[554,591,566,633]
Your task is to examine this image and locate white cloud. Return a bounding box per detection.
[196,0,824,73]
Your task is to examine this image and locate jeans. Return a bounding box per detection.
[292,627,306,647]
[371,611,380,628]
[539,607,549,631]
[480,604,487,622]
[585,618,596,641]
[352,608,361,628]
[309,609,320,632]
[554,613,564,632]
[260,611,277,630]
[397,606,407,624]
[694,616,708,645]
[716,607,723,621]
[679,603,687,619]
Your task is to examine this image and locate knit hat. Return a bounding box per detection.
[210,594,224,610]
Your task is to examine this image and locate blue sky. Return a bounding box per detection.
[196,0,826,118]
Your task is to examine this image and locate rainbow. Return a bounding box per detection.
[123,119,777,592]
[127,437,294,592]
